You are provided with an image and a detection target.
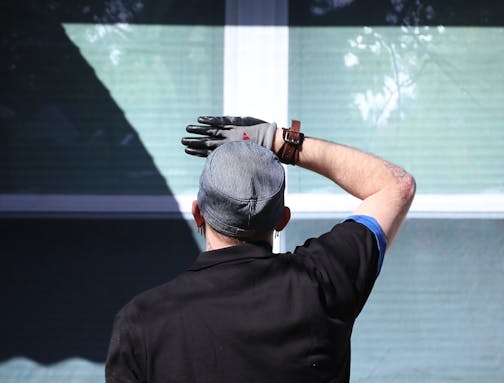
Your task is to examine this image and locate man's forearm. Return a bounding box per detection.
[273,128,416,244]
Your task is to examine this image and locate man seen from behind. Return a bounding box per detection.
[105,116,416,383]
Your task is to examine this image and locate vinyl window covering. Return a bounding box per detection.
[288,26,504,194]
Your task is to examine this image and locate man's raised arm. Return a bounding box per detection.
[272,129,416,246]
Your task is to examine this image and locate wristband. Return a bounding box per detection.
[278,120,304,165]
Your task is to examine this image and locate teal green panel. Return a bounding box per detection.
[0,358,104,383]
[64,24,223,195]
[289,27,504,194]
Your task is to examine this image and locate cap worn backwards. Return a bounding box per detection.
[197,141,285,239]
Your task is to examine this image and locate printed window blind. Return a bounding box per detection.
[288,26,504,194]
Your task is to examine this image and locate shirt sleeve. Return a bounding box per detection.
[105,304,146,383]
[344,215,387,277]
[293,217,386,320]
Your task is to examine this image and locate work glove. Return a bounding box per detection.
[181,116,277,157]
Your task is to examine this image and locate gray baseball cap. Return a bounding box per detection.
[197,141,285,239]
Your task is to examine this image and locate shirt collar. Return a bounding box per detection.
[188,242,274,271]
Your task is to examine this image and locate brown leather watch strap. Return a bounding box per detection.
[278,120,304,165]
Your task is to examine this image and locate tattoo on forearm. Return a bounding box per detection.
[384,161,407,179]
[384,161,415,201]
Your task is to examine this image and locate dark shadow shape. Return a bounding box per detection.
[0,218,200,363]
[0,1,210,363]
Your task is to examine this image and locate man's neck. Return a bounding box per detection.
[204,226,273,251]
[204,229,245,251]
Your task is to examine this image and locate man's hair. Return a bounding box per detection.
[197,141,285,239]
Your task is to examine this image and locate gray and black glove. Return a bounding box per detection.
[181,116,277,157]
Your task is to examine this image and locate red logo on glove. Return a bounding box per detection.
[242,132,250,141]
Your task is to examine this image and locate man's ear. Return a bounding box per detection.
[192,200,205,228]
[275,206,291,232]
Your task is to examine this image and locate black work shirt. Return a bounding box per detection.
[106,217,385,383]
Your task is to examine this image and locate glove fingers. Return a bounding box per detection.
[197,116,226,126]
[234,116,267,125]
[185,125,213,135]
[186,124,231,136]
[198,116,266,126]
[181,136,225,149]
[184,147,212,157]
